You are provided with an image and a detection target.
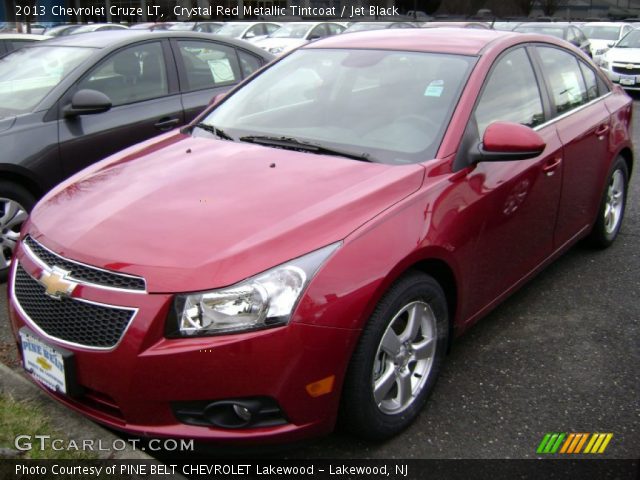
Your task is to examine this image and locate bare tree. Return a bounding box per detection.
[539,0,558,16]
[514,0,536,16]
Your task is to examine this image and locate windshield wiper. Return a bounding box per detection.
[239,135,374,163]
[192,123,234,141]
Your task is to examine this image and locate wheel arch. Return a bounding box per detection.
[0,165,45,201]
[618,146,633,179]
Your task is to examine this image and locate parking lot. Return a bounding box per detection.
[1,99,638,461]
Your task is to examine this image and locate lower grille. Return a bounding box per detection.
[613,65,640,76]
[13,264,136,349]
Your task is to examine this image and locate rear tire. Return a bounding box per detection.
[586,157,629,249]
[340,271,449,440]
[0,182,35,282]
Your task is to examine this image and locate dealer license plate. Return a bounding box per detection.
[20,329,68,394]
[619,75,636,86]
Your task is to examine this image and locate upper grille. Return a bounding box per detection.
[13,264,136,349]
[613,65,640,76]
[24,236,146,291]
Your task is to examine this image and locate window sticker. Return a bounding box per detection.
[424,79,444,97]
[208,58,234,83]
[560,71,582,103]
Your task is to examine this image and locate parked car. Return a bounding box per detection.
[129,22,177,31]
[69,23,129,34]
[582,22,633,60]
[343,22,417,33]
[167,22,224,34]
[0,33,48,57]
[599,28,640,90]
[514,22,592,57]
[43,24,83,37]
[0,31,274,278]
[215,22,281,42]
[7,29,631,443]
[254,22,346,55]
[422,21,490,29]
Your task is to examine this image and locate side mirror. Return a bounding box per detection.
[308,34,322,41]
[244,31,256,39]
[208,92,226,107]
[64,89,112,117]
[607,41,616,47]
[472,122,546,163]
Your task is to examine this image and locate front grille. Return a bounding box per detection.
[24,236,146,291]
[13,264,135,349]
[613,65,640,76]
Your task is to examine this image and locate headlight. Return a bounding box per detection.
[269,47,284,54]
[166,243,340,337]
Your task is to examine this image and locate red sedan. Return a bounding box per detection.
[7,28,632,443]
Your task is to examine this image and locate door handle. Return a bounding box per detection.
[154,117,180,131]
[542,156,562,176]
[595,124,610,137]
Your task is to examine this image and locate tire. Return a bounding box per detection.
[0,182,36,282]
[340,271,449,440]
[586,157,629,249]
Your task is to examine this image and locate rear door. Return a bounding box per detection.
[171,39,262,122]
[58,39,183,177]
[533,45,613,247]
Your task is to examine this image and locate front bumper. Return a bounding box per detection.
[8,243,360,444]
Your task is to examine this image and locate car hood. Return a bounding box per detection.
[28,133,425,293]
[590,39,612,52]
[605,47,640,63]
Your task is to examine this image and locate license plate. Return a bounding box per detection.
[619,75,636,86]
[19,328,71,395]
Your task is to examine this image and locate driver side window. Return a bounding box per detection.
[474,48,545,136]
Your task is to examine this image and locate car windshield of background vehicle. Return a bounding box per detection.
[581,26,620,40]
[615,29,640,47]
[0,46,92,118]
[515,26,565,39]
[269,23,309,38]
[216,23,248,37]
[200,49,475,165]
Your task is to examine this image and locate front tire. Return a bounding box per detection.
[586,157,629,248]
[340,271,449,440]
[0,182,35,282]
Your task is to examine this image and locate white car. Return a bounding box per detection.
[582,22,634,61]
[0,33,49,57]
[69,23,128,34]
[254,22,346,55]
[214,22,281,42]
[599,28,640,90]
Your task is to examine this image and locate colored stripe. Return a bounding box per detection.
[584,433,598,453]
[598,433,613,453]
[560,434,575,453]
[574,433,589,453]
[590,433,606,454]
[544,434,560,453]
[550,433,566,453]
[537,433,552,454]
[567,434,582,453]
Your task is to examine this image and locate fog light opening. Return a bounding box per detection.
[233,404,252,423]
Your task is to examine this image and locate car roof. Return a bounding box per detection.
[28,30,273,53]
[306,28,516,56]
[583,22,628,27]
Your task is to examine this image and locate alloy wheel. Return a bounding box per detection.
[604,169,625,235]
[0,197,28,270]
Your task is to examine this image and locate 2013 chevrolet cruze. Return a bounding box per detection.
[8,29,632,444]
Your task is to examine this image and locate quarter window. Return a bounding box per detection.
[77,42,168,107]
[238,50,263,78]
[475,48,544,136]
[537,47,588,114]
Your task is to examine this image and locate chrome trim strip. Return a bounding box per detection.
[11,261,139,352]
[22,238,147,295]
[534,92,613,132]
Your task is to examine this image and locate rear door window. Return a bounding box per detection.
[537,46,588,115]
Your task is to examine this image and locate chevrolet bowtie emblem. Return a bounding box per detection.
[626,64,635,70]
[39,266,77,300]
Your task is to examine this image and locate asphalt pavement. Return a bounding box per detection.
[1,100,638,460]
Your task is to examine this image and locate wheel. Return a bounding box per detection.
[586,157,629,249]
[340,271,449,440]
[0,182,35,282]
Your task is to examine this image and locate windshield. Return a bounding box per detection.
[0,46,92,118]
[582,26,620,40]
[169,22,195,31]
[216,23,248,37]
[199,49,475,164]
[270,23,310,38]
[616,29,640,48]
[515,26,565,39]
